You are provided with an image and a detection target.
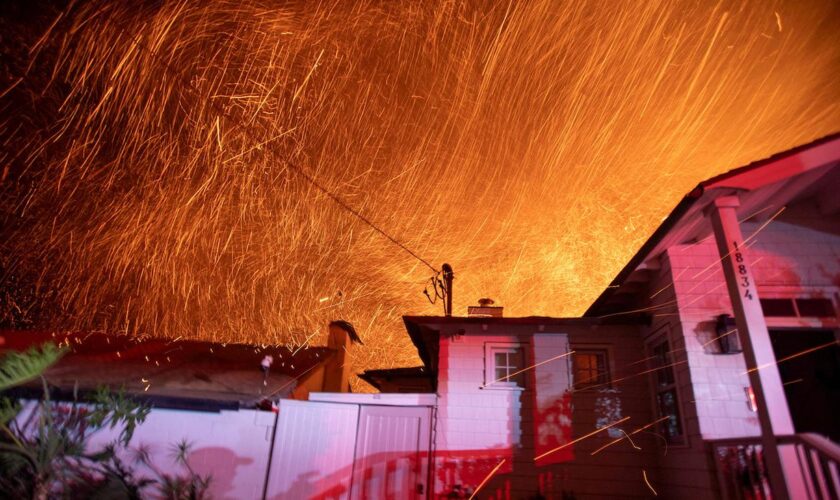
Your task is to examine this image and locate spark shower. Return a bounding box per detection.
[1,0,839,382]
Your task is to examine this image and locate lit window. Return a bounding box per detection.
[573,350,610,389]
[485,344,525,388]
[650,338,684,444]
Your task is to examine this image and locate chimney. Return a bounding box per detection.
[467,298,504,318]
[322,320,360,392]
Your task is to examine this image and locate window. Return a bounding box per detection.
[795,298,836,317]
[650,338,684,444]
[573,350,610,389]
[759,297,837,318]
[760,298,796,317]
[485,344,526,388]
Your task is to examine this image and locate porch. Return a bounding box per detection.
[709,433,840,500]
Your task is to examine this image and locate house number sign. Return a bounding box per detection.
[732,241,753,300]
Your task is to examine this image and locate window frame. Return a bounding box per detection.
[794,298,836,317]
[484,342,528,390]
[645,325,688,446]
[571,348,612,390]
[757,288,840,329]
[759,296,837,318]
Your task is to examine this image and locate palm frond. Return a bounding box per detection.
[0,397,21,426]
[0,343,65,391]
[0,443,30,476]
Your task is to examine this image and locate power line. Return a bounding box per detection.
[89,6,439,274]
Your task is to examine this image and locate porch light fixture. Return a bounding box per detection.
[745,386,758,412]
[714,314,742,354]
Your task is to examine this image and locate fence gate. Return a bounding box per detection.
[265,399,431,500]
[351,405,431,499]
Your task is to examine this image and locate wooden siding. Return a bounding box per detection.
[427,321,659,498]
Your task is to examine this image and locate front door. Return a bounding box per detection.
[351,405,431,499]
[768,328,840,442]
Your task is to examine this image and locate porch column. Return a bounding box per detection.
[708,196,795,500]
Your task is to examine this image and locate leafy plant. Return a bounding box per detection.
[87,387,151,447]
[134,439,213,500]
[0,343,64,391]
[0,381,152,498]
[0,342,213,499]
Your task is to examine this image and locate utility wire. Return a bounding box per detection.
[89,7,439,274]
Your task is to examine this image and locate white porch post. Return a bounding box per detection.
[708,196,796,499]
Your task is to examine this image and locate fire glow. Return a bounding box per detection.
[1,1,839,387]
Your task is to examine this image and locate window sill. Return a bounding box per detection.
[572,386,613,393]
[481,383,525,391]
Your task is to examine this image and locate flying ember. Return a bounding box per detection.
[1,0,839,388]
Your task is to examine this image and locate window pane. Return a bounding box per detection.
[495,352,507,368]
[596,355,606,375]
[575,366,591,385]
[760,298,796,317]
[657,366,674,387]
[653,342,669,364]
[795,298,835,317]
[653,341,674,387]
[511,348,524,368]
[657,389,683,441]
[488,346,527,387]
[573,351,609,388]
[510,348,524,387]
[578,355,592,370]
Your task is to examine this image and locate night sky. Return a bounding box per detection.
[2,0,839,385]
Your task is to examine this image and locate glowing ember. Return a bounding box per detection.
[1,1,839,388]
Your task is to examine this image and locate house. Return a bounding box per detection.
[2,133,839,499]
[397,314,656,498]
[0,323,357,499]
[1,330,339,405]
[580,132,840,499]
[345,133,840,499]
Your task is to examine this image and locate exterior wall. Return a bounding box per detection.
[430,322,657,499]
[293,364,326,399]
[668,201,840,441]
[564,324,660,499]
[641,253,718,499]
[434,330,529,497]
[666,242,761,441]
[650,200,840,498]
[747,202,840,310]
[83,406,275,500]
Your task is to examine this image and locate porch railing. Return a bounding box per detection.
[708,433,840,500]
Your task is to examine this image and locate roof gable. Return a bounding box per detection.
[585,132,840,317]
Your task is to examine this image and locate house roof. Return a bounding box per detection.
[584,132,840,317]
[358,366,432,392]
[401,315,647,387]
[0,330,334,411]
[403,315,646,326]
